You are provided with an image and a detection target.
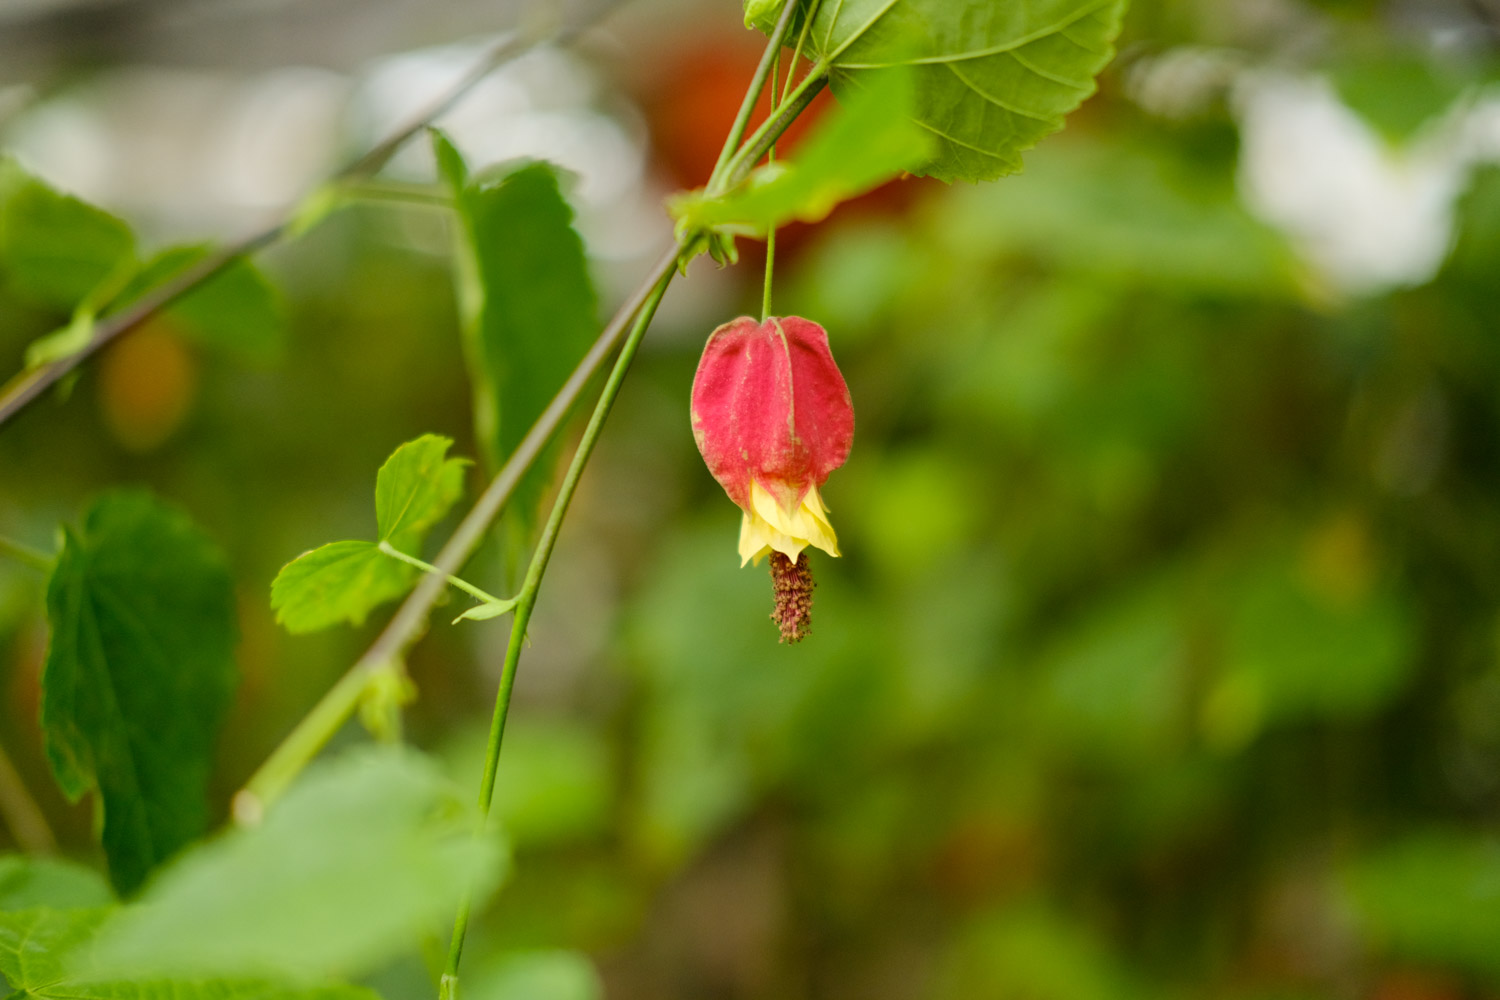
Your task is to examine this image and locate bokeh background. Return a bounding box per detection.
[5,0,1500,997]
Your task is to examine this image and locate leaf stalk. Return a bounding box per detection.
[441,250,676,991]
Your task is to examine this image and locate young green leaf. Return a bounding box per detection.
[374,433,469,550]
[0,907,378,1000]
[41,491,239,896]
[270,435,468,633]
[788,0,1129,182]
[0,158,136,307]
[670,70,930,237]
[82,747,507,982]
[0,857,113,912]
[115,246,284,363]
[269,541,412,634]
[433,132,598,540]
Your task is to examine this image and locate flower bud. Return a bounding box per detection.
[690,315,854,568]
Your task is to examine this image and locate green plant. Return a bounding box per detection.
[0,0,1127,996]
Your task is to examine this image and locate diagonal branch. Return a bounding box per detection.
[0,0,626,430]
[237,243,682,815]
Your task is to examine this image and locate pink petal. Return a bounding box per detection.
[691,316,854,512]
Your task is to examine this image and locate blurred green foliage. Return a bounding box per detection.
[3,1,1500,998]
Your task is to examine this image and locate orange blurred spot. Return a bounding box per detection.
[97,321,198,451]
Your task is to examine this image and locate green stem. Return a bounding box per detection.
[763,51,780,323]
[715,66,829,195]
[232,246,681,823]
[376,541,508,606]
[0,535,51,572]
[236,661,391,823]
[346,180,452,209]
[440,258,677,999]
[706,0,804,193]
[0,740,55,853]
[782,0,824,105]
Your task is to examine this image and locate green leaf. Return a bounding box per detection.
[670,70,930,237]
[23,310,95,370]
[270,435,467,633]
[468,950,602,1000]
[0,159,136,307]
[0,857,113,912]
[0,907,379,1000]
[84,747,507,982]
[1348,832,1500,983]
[45,981,379,1000]
[115,246,283,363]
[270,541,413,634]
[374,434,469,550]
[434,133,598,537]
[743,0,787,32]
[452,598,517,624]
[41,491,239,896]
[0,907,111,990]
[797,0,1129,182]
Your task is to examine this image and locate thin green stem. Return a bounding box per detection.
[716,65,829,195]
[235,662,388,823]
[705,0,804,193]
[763,50,781,323]
[232,246,680,822]
[0,535,51,572]
[0,739,56,853]
[376,541,507,606]
[346,180,452,210]
[441,259,677,999]
[779,0,824,106]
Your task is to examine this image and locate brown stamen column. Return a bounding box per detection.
[769,552,814,643]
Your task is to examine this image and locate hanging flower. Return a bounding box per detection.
[690,315,854,642]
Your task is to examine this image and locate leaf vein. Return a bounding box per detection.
[1008,48,1092,90]
[944,61,1053,123]
[826,0,902,62]
[832,0,1116,66]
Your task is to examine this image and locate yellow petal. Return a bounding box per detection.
[737,480,840,567]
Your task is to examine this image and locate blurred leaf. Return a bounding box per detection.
[41,491,239,895]
[47,981,380,1000]
[793,0,1128,181]
[85,747,507,982]
[0,857,113,911]
[0,158,135,308]
[1037,580,1188,765]
[0,908,378,1000]
[1216,543,1415,731]
[1349,832,1500,982]
[743,0,795,33]
[468,950,602,1000]
[933,140,1298,295]
[117,246,283,363]
[448,719,611,850]
[270,435,467,633]
[433,133,597,539]
[628,522,878,865]
[671,71,930,237]
[1,907,111,991]
[1331,48,1470,144]
[373,433,468,551]
[934,905,1136,1000]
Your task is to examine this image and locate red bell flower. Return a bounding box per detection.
[690,315,854,641]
